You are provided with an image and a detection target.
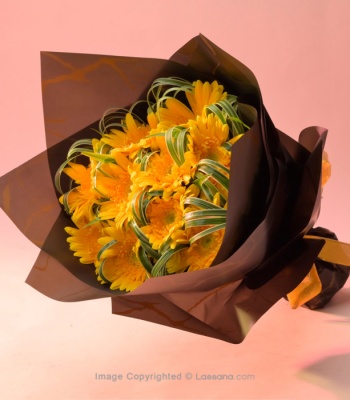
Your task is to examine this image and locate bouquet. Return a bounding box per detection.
[1,35,350,344]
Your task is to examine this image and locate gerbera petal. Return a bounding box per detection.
[186,80,227,116]
[64,223,104,264]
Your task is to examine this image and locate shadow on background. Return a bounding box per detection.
[313,288,350,320]
[298,353,350,400]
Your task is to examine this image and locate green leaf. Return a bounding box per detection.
[60,190,73,214]
[177,127,188,165]
[147,77,194,115]
[137,247,153,275]
[98,259,112,284]
[165,127,182,166]
[151,244,189,277]
[222,142,232,151]
[99,107,129,134]
[140,151,159,171]
[55,158,74,194]
[197,159,230,176]
[206,103,227,125]
[83,217,102,228]
[189,223,226,245]
[185,217,227,228]
[148,190,164,197]
[184,209,227,221]
[81,151,116,164]
[97,239,117,261]
[197,165,229,191]
[129,220,160,260]
[183,197,223,210]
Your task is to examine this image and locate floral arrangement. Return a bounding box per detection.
[56,77,249,292]
[1,35,350,344]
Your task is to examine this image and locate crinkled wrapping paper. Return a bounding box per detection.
[0,35,346,344]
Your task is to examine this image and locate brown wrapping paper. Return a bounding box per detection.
[0,35,346,343]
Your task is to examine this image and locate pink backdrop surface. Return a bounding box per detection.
[1,1,350,399]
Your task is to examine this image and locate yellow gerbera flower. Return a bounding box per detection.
[97,225,147,292]
[157,98,195,128]
[101,113,152,158]
[131,151,174,192]
[186,229,224,271]
[188,113,230,166]
[130,148,197,200]
[60,162,98,226]
[95,163,130,200]
[141,197,184,250]
[65,222,105,264]
[186,80,227,117]
[167,228,225,274]
[95,163,132,224]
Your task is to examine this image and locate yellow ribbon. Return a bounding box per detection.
[287,236,350,308]
[305,235,350,266]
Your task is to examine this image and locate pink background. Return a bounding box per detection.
[1,1,350,399]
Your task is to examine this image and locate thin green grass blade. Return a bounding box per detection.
[137,247,153,275]
[98,259,112,284]
[97,239,117,261]
[197,165,229,191]
[165,127,182,166]
[189,223,226,244]
[185,217,227,228]
[183,197,223,210]
[129,220,160,260]
[184,209,227,221]
[206,104,227,125]
[81,152,116,164]
[140,151,158,171]
[197,159,230,176]
[151,244,189,277]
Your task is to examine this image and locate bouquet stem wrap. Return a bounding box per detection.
[1,35,349,343]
